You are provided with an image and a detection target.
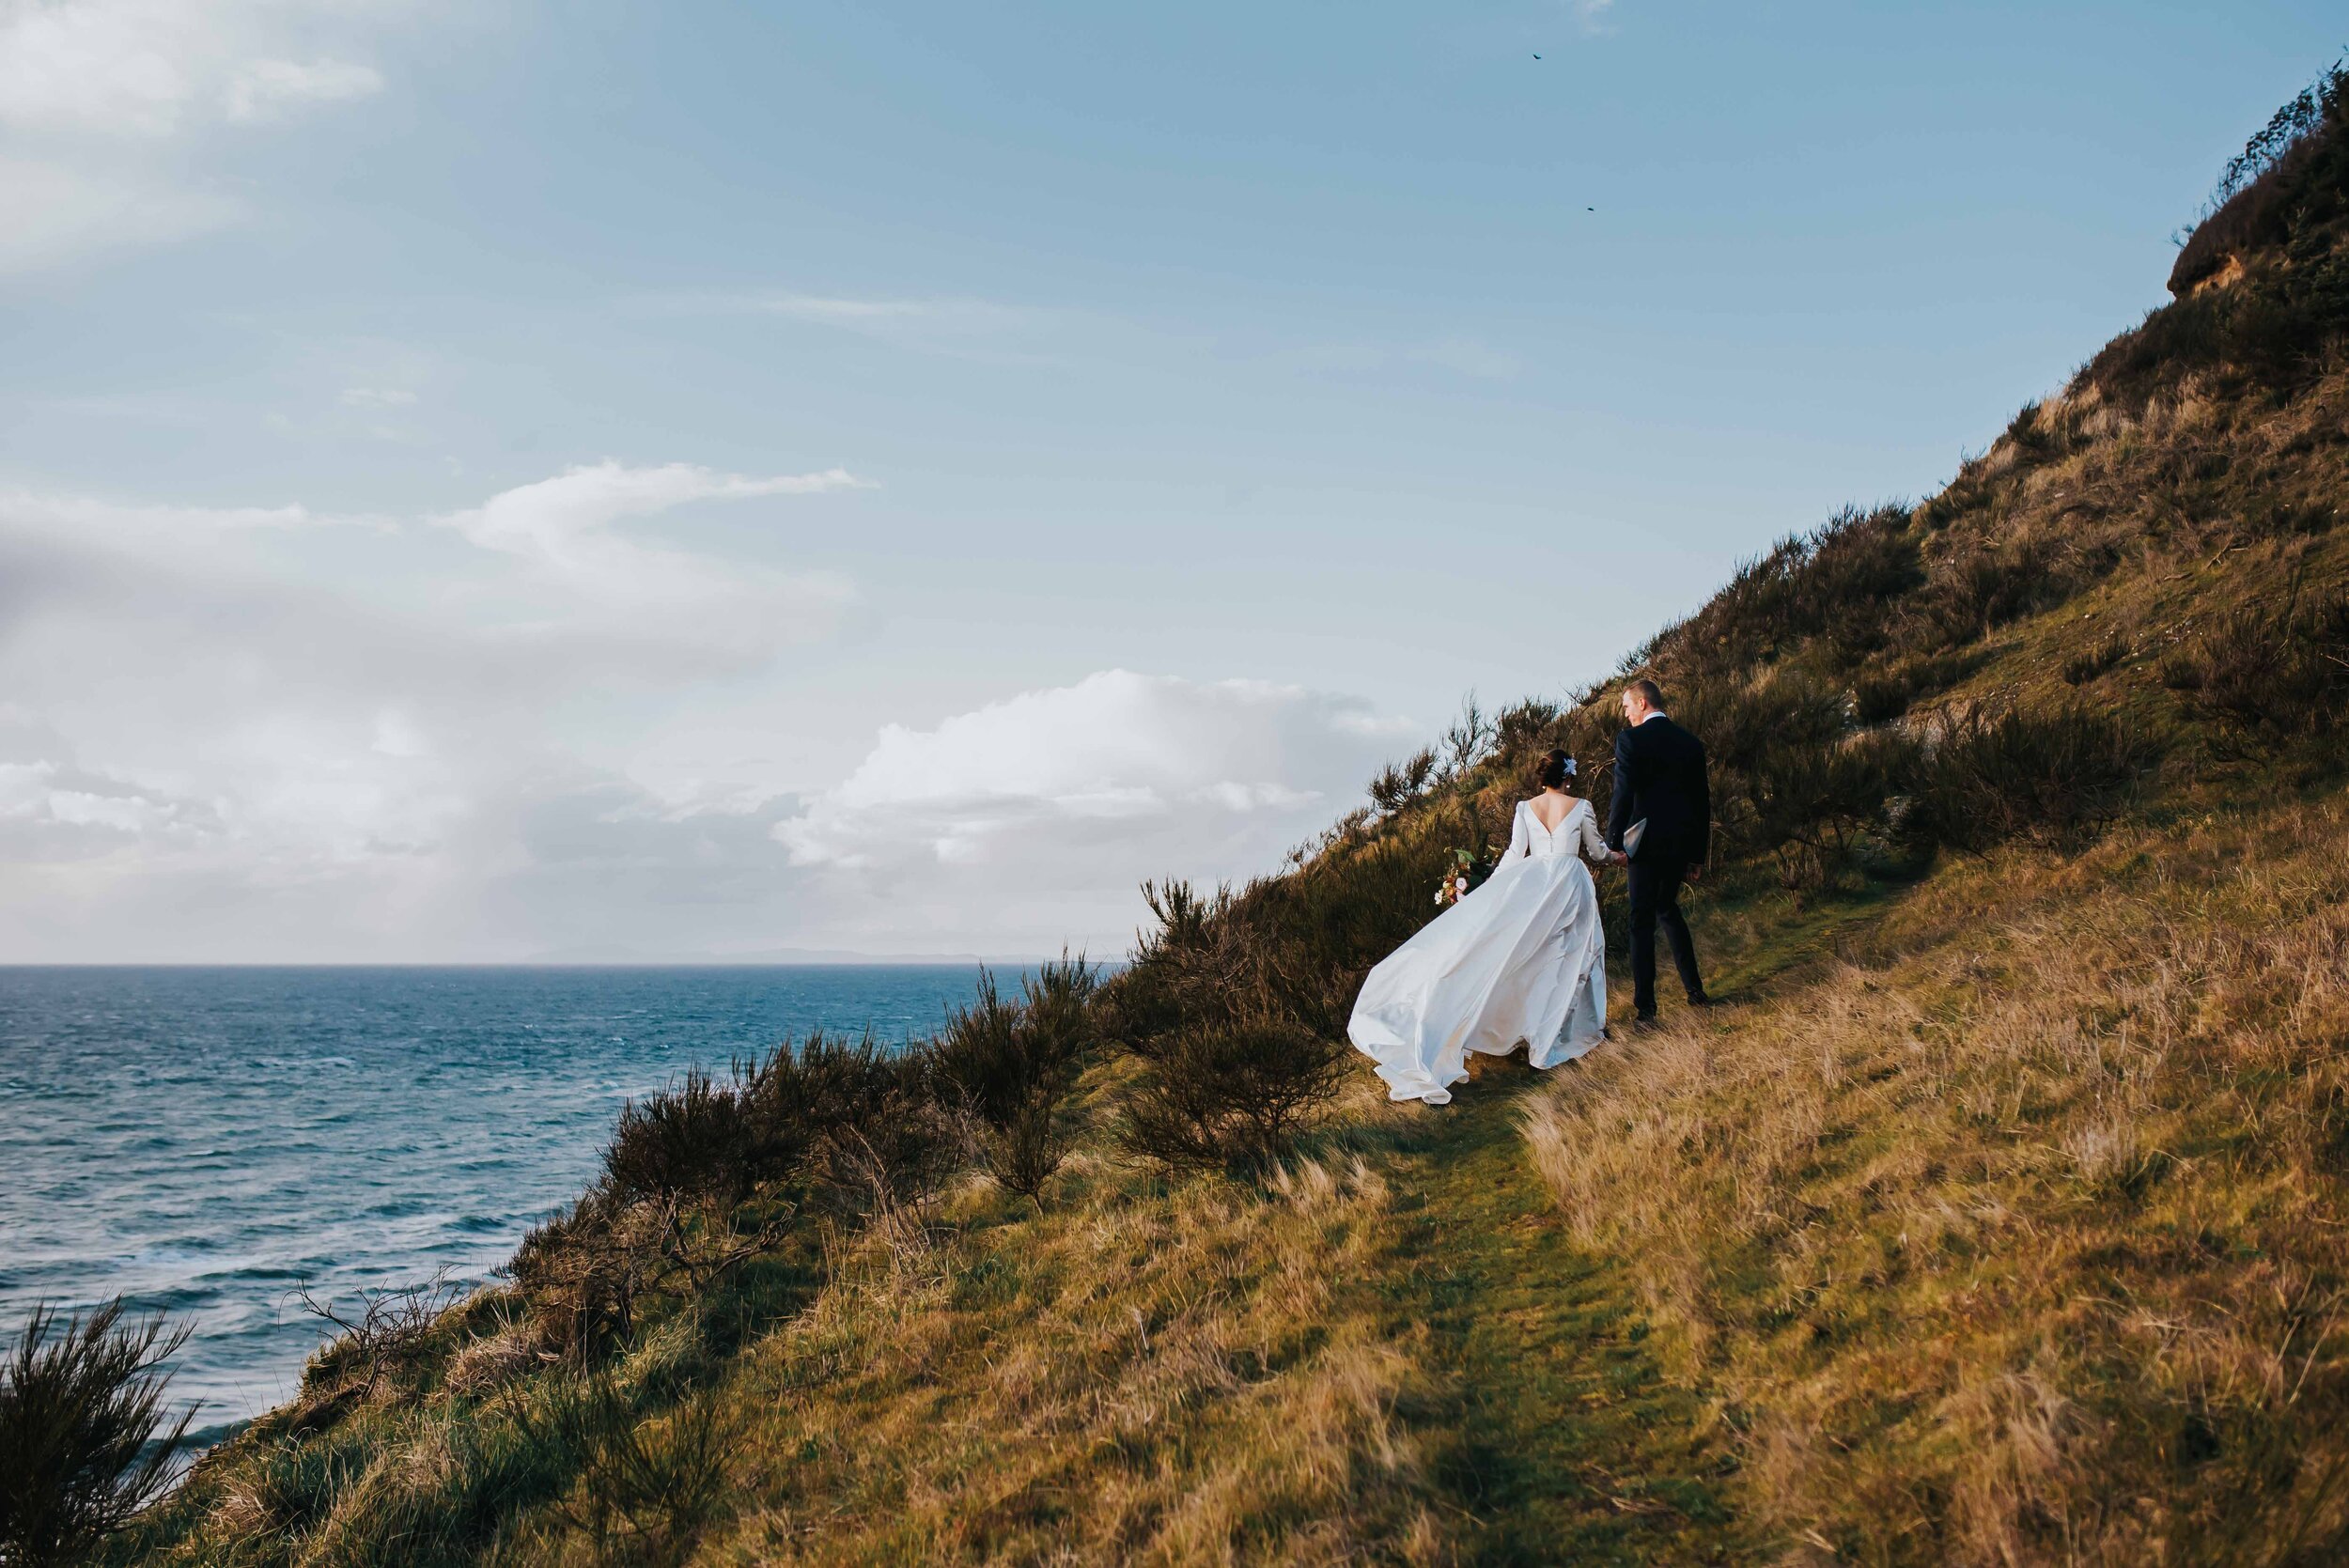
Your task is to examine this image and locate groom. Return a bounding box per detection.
[1608,678,1713,1026]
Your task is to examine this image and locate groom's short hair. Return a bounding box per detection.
[1626,677,1665,710]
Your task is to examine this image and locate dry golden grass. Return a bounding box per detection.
[1520,791,2349,1565]
[701,1142,1459,1566]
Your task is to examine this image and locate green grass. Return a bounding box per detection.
[1380,1057,1745,1564]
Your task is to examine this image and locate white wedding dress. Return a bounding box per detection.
[1347,798,1610,1104]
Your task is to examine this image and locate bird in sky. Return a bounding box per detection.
[1532,53,1542,59]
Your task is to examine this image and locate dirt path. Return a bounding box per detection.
[1372,1053,1750,1564]
[1366,902,1873,1564]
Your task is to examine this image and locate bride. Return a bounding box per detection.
[1348,749,1623,1105]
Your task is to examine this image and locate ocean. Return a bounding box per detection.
[0,964,992,1449]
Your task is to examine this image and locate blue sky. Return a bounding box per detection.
[0,0,2339,960]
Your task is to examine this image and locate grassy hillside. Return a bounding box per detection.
[66,60,2349,1568]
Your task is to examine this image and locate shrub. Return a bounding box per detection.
[605,1067,764,1205]
[601,1030,954,1218]
[930,958,1101,1202]
[1237,831,1464,1040]
[1915,536,2074,644]
[515,1373,736,1566]
[1,1299,194,1568]
[1438,694,1496,779]
[2000,398,2063,461]
[1116,1015,1346,1172]
[287,1274,464,1431]
[1748,730,1921,890]
[2178,591,2349,742]
[1106,863,1386,1173]
[2092,64,2349,404]
[1366,748,1437,815]
[774,1032,957,1217]
[1680,671,1847,782]
[1906,702,2160,855]
[1109,821,1454,1067]
[509,1193,655,1364]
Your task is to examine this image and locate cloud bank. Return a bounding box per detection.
[0,469,1404,961]
[0,0,395,272]
[0,463,877,959]
[772,670,1410,955]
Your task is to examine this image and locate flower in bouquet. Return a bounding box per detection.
[1433,847,1479,908]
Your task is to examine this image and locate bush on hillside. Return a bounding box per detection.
[1905,702,2160,856]
[600,1031,954,1219]
[1237,832,1466,1040]
[759,1032,957,1218]
[1116,1015,1346,1173]
[288,1275,465,1433]
[522,1028,958,1362]
[1667,505,1923,678]
[509,1192,656,1364]
[2173,589,2349,755]
[605,1067,767,1205]
[1,1299,194,1568]
[1914,535,2075,645]
[1105,847,1438,1172]
[1366,748,1437,815]
[931,958,1101,1202]
[514,1371,736,1564]
[1438,695,1496,780]
[1748,729,1921,891]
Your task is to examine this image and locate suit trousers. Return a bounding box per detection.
[1626,857,1704,1016]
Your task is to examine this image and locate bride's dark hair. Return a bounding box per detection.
[1532,749,1575,791]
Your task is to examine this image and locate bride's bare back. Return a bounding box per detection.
[1528,790,1580,834]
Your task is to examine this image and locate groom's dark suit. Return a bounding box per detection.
[1608,713,1711,1017]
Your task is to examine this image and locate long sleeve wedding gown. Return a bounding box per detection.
[1347,798,1610,1104]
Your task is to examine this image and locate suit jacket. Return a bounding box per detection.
[1609,715,1711,865]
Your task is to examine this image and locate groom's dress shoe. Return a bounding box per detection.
[1687,994,1719,1009]
[1631,1013,1660,1032]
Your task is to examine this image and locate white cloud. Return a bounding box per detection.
[736,294,1032,334]
[431,462,869,660]
[0,474,1413,961]
[224,56,381,122]
[1569,0,1617,37]
[439,460,868,561]
[0,458,886,959]
[774,671,1411,950]
[0,485,319,536]
[0,758,189,838]
[0,154,237,272]
[0,0,396,272]
[338,386,417,407]
[0,0,385,136]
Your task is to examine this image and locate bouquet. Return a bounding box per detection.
[1434,847,1480,908]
